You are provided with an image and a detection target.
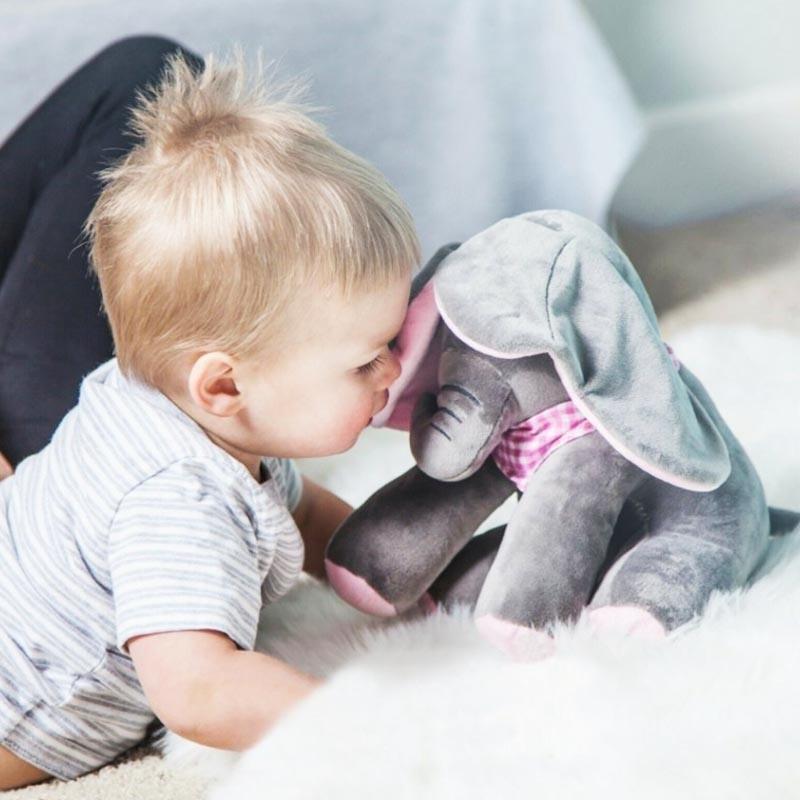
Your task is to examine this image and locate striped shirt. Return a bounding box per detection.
[0,359,304,779]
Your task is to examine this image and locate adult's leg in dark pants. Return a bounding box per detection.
[0,36,203,466]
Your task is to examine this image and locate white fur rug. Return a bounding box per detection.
[164,324,800,799]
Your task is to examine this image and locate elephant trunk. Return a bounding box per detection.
[410,347,520,481]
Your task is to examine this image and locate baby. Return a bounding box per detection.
[0,48,415,787]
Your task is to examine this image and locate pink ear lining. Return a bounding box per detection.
[371,280,442,430]
[435,290,708,489]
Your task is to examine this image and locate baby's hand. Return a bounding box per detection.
[0,451,12,481]
[128,630,319,749]
[292,475,352,580]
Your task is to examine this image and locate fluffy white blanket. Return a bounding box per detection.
[164,324,800,798]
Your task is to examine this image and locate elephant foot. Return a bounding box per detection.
[475,614,555,662]
[324,560,397,617]
[587,605,666,640]
[418,592,438,615]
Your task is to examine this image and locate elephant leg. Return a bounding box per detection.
[325,459,514,616]
[427,500,649,614]
[590,455,770,631]
[474,432,647,659]
[588,530,744,632]
[427,526,505,612]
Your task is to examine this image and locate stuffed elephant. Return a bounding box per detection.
[325,210,793,657]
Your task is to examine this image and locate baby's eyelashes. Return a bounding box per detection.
[357,353,386,376]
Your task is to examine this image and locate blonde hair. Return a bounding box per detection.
[85,48,420,387]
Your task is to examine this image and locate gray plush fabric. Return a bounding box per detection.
[432,210,730,490]
[326,210,774,633]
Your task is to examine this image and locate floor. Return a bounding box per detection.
[617,194,800,335]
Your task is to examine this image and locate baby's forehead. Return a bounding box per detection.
[320,306,399,352]
[294,275,409,350]
[310,273,409,319]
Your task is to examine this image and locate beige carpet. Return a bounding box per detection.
[617,193,800,324]
[5,748,209,798]
[7,196,799,799]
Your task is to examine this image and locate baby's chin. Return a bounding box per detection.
[313,423,370,457]
[345,417,375,447]
[343,424,369,450]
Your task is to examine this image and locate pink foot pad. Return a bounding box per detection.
[324,559,397,617]
[588,605,667,640]
[418,592,438,615]
[475,614,556,662]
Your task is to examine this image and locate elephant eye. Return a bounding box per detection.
[357,353,386,376]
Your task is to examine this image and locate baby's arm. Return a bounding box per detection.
[0,450,12,480]
[129,629,319,749]
[292,475,352,580]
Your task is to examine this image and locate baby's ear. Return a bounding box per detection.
[187,352,243,417]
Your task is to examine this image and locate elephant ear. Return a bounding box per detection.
[433,210,731,491]
[371,244,458,430]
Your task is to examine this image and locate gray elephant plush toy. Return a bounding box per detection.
[325,210,792,658]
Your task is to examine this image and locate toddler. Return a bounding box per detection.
[0,37,416,788]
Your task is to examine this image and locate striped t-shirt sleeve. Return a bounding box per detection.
[108,459,262,652]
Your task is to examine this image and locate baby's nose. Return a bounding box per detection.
[381,350,402,387]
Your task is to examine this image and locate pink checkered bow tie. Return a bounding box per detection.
[492,401,595,492]
[492,344,680,492]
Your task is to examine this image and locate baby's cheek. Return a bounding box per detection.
[334,390,373,431]
[312,386,358,422]
[316,408,369,454]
